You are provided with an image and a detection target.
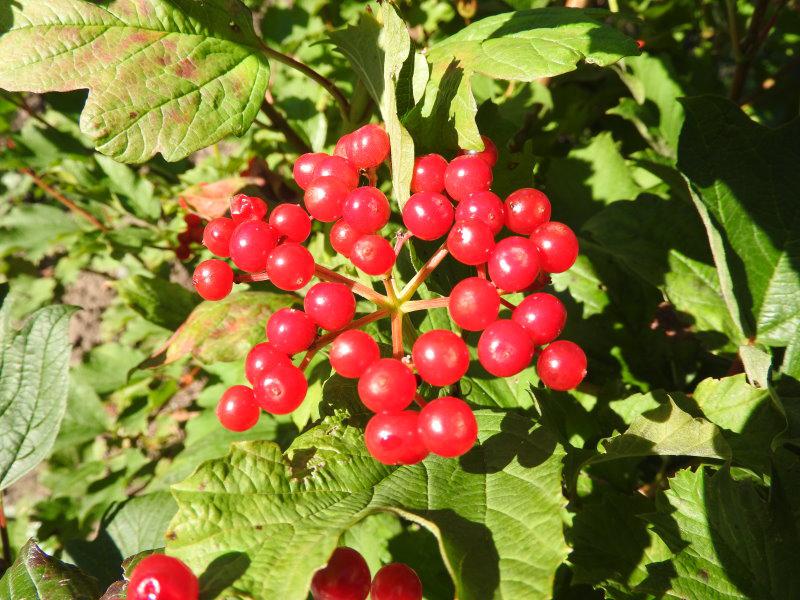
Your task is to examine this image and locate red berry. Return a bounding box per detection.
[230,194,268,224]
[315,155,360,190]
[330,219,360,257]
[419,396,478,458]
[458,135,498,168]
[370,563,423,600]
[192,259,234,301]
[342,187,390,233]
[350,235,395,276]
[537,340,586,391]
[455,191,505,235]
[304,282,356,331]
[411,154,448,193]
[449,277,500,331]
[443,155,493,202]
[184,213,202,228]
[329,330,380,378]
[189,224,204,244]
[411,330,470,387]
[504,188,551,235]
[293,152,328,190]
[127,554,199,600]
[269,204,311,243]
[229,220,279,273]
[487,236,540,292]
[530,222,579,273]
[203,217,236,257]
[365,411,429,465]
[265,243,315,291]
[245,342,291,385]
[358,358,416,412]
[305,177,349,222]
[447,220,495,265]
[401,192,454,241]
[347,124,390,169]
[216,385,260,432]
[477,320,534,377]
[267,308,317,354]
[334,134,352,159]
[177,231,192,246]
[512,293,567,346]
[175,244,191,261]
[310,547,371,600]
[255,363,308,414]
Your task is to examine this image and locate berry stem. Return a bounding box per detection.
[391,312,405,358]
[414,393,428,408]
[366,167,378,187]
[300,309,391,369]
[476,263,487,279]
[499,297,517,311]
[313,265,392,307]
[398,243,449,302]
[402,297,450,312]
[383,276,399,305]
[394,230,414,255]
[21,168,108,232]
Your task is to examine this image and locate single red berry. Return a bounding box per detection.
[230,194,268,224]
[411,154,448,193]
[192,259,234,301]
[304,282,356,331]
[402,191,454,241]
[245,342,291,385]
[419,396,478,458]
[365,411,429,465]
[512,293,567,346]
[266,308,317,354]
[315,155,360,190]
[358,358,416,412]
[455,191,505,235]
[487,236,541,292]
[330,219,360,257]
[329,330,380,378]
[458,135,498,168]
[370,563,423,600]
[504,188,551,235]
[350,235,396,276]
[177,230,192,246]
[184,213,202,228]
[447,220,495,265]
[334,134,352,159]
[477,320,534,377]
[537,340,586,391]
[411,330,470,387]
[305,177,350,222]
[347,124,390,169]
[255,363,308,414]
[203,217,236,257]
[189,224,204,244]
[443,155,493,202]
[269,203,312,243]
[293,152,328,190]
[265,243,315,291]
[175,244,191,261]
[229,220,279,273]
[449,277,500,331]
[126,554,199,600]
[216,385,260,432]
[310,547,371,600]
[530,221,579,273]
[342,187,390,233]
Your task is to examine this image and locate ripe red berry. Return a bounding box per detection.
[269,203,312,243]
[175,244,191,261]
[347,124,391,169]
[315,155,360,190]
[245,342,291,385]
[203,217,236,257]
[177,231,192,246]
[411,330,470,387]
[350,235,395,276]
[192,259,234,301]
[342,187,390,233]
[184,213,202,229]
[329,330,381,378]
[267,308,317,355]
[358,358,416,412]
[537,340,586,391]
[447,220,495,265]
[229,220,279,273]
[293,152,327,190]
[530,221,579,273]
[512,293,567,346]
[216,385,260,432]
[370,563,423,600]
[477,320,534,377]
[401,192,454,240]
[418,396,478,458]
[411,154,448,193]
[443,155,493,202]
[487,236,541,292]
[449,277,500,331]
[458,135,498,167]
[504,188,551,235]
[330,219,360,257]
[310,547,371,600]
[334,134,352,159]
[304,282,356,331]
[305,177,350,222]
[455,191,505,235]
[127,554,199,600]
[365,411,429,465]
[255,363,308,414]
[230,194,268,224]
[265,243,315,291]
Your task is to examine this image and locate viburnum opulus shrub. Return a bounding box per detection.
[1,0,799,599]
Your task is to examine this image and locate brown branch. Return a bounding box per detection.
[21,168,108,232]
[260,99,313,155]
[0,494,10,569]
[730,0,783,103]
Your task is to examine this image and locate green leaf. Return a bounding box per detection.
[0,0,269,163]
[168,411,568,600]
[95,155,159,219]
[72,343,146,395]
[0,304,76,490]
[116,275,198,330]
[0,204,82,262]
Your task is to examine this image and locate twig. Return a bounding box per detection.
[729,0,781,103]
[398,243,449,302]
[394,230,413,255]
[402,297,450,312]
[21,168,108,232]
[0,91,55,130]
[0,494,11,568]
[314,265,392,307]
[260,99,313,154]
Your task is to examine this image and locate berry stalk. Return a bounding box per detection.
[391,312,405,358]
[313,265,392,307]
[300,308,391,369]
[398,243,449,302]
[402,297,450,312]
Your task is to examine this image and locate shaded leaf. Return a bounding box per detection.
[179,176,265,220]
[116,275,198,330]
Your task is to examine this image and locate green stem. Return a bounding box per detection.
[398,243,449,302]
[402,297,449,313]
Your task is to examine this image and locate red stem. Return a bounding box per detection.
[402,297,450,312]
[394,230,414,255]
[500,297,517,311]
[391,312,405,358]
[398,243,449,301]
[300,309,391,369]
[414,393,428,408]
[21,168,108,232]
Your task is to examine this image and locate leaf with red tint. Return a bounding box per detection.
[179,177,265,220]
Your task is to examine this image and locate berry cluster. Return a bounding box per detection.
[191,126,587,466]
[311,546,422,600]
[127,554,198,600]
[175,213,204,261]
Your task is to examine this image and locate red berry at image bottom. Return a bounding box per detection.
[126,554,198,600]
[537,340,587,391]
[370,563,423,600]
[310,546,371,600]
[216,385,260,432]
[418,396,478,458]
[365,411,429,465]
[192,259,233,301]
